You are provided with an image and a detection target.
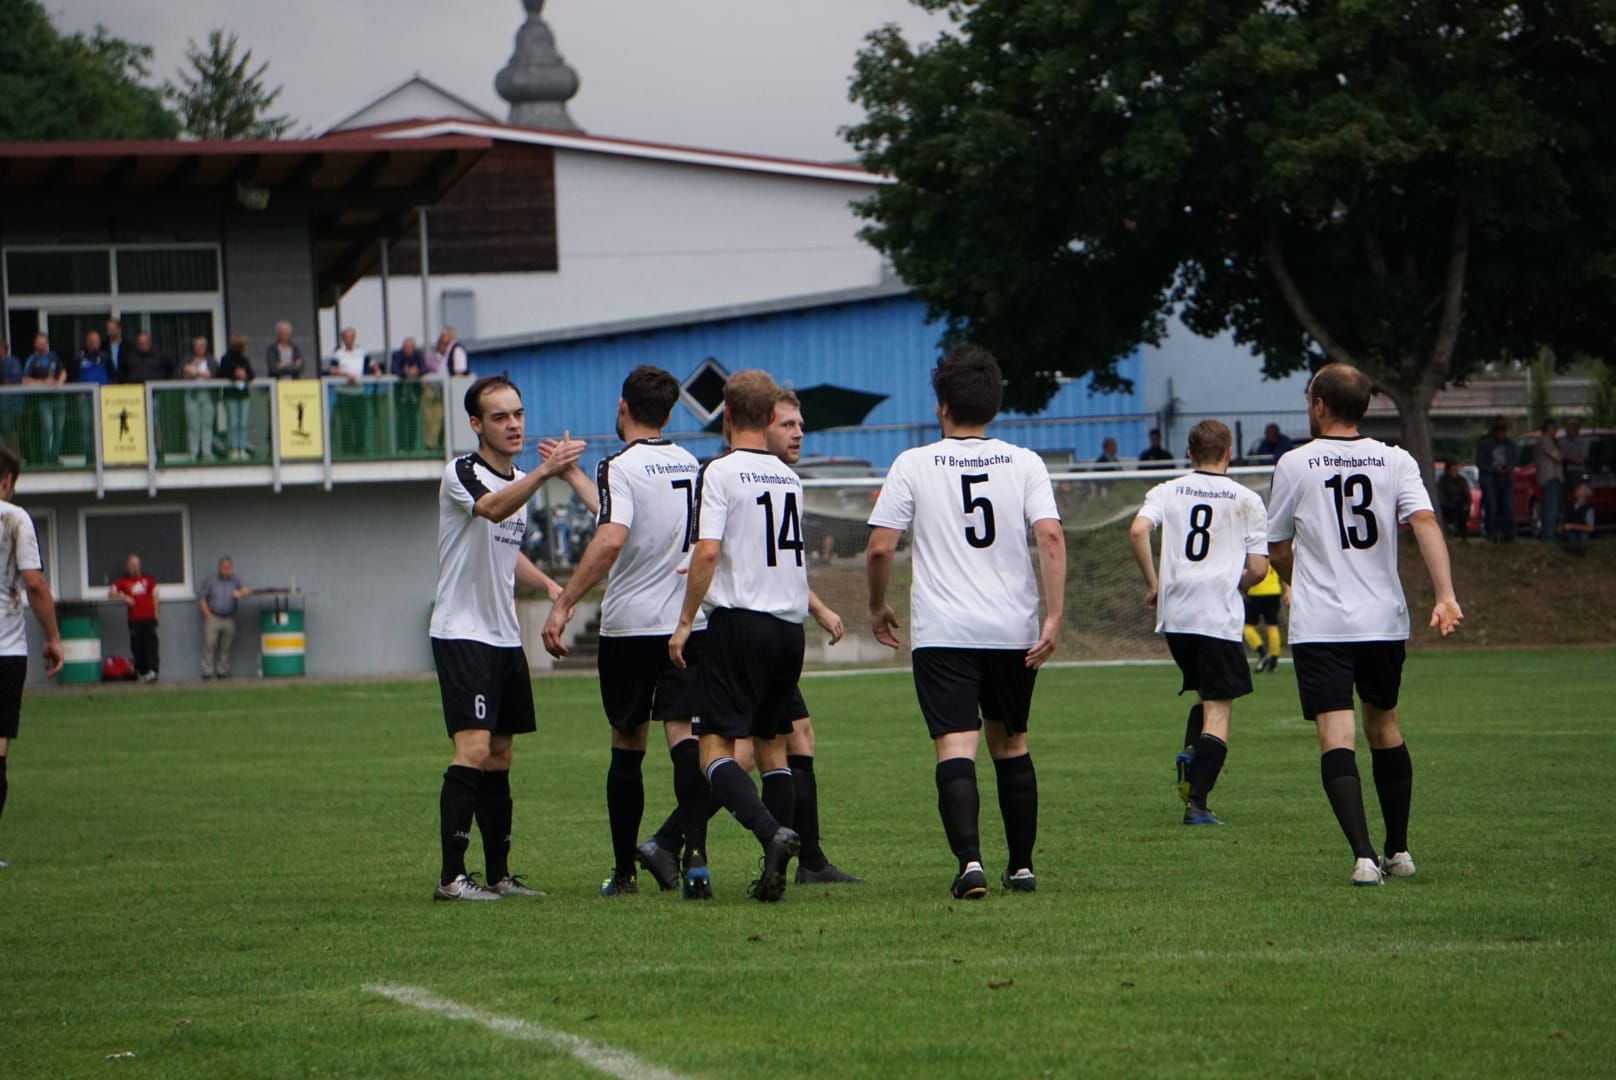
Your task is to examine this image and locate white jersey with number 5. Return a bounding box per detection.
[1137,471,1268,640]
[1267,435,1431,643]
[596,438,706,636]
[694,448,808,624]
[868,436,1059,649]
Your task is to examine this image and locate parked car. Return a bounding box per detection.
[1513,428,1616,536]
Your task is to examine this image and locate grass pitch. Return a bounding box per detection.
[2,650,1611,1078]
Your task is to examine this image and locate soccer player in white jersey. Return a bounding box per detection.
[1267,363,1462,886]
[669,370,806,902]
[428,375,583,901]
[0,448,63,868]
[539,366,717,899]
[866,345,1067,899]
[1129,420,1269,826]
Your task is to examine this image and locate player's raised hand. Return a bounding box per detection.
[535,431,585,476]
[668,623,692,669]
[870,603,901,650]
[541,602,573,658]
[1429,597,1463,637]
[1025,614,1060,669]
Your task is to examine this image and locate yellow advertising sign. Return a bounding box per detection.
[99,384,149,466]
[277,379,325,460]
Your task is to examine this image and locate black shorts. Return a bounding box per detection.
[1244,595,1281,626]
[911,647,1037,739]
[430,638,537,738]
[784,686,809,724]
[694,608,804,741]
[1290,641,1406,721]
[0,655,25,739]
[597,631,705,735]
[1165,633,1253,702]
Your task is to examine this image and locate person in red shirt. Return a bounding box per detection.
[110,554,161,683]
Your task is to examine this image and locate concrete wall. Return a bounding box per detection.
[319,149,887,349]
[222,213,320,357]
[19,482,442,685]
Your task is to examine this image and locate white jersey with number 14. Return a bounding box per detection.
[868,436,1059,649]
[693,447,809,624]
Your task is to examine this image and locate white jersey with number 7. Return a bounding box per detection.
[1266,435,1432,643]
[868,436,1060,649]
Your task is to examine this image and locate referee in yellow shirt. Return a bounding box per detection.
[1243,566,1288,672]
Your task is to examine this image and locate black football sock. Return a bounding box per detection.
[761,767,795,844]
[935,757,982,870]
[652,807,683,854]
[439,764,481,884]
[993,753,1038,873]
[1188,734,1228,802]
[706,757,779,845]
[788,754,827,870]
[1371,743,1414,857]
[475,768,514,883]
[1320,749,1376,860]
[605,747,646,877]
[669,738,710,858]
[1183,703,1205,750]
[0,755,8,826]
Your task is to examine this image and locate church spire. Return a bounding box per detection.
[494,0,581,131]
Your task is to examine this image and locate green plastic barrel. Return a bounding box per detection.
[59,614,102,684]
[260,609,306,677]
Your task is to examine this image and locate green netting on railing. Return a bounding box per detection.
[0,390,96,471]
[329,381,443,462]
[151,384,274,465]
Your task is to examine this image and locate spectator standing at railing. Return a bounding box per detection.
[105,320,124,376]
[1096,437,1119,464]
[392,337,424,452]
[1139,427,1175,467]
[0,341,21,458]
[1254,423,1294,461]
[118,332,173,384]
[197,556,252,678]
[22,334,66,463]
[181,337,217,462]
[327,328,370,455]
[420,342,446,452]
[110,553,160,684]
[435,327,471,378]
[218,336,255,461]
[265,321,306,380]
[76,330,113,386]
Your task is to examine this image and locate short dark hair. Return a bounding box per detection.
[1149,428,1161,438]
[1541,416,1557,433]
[464,374,520,420]
[722,370,782,432]
[1186,419,1231,465]
[620,365,680,427]
[1307,363,1373,424]
[932,344,1002,426]
[0,447,20,484]
[777,388,801,409]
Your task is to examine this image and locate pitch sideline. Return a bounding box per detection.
[365,983,691,1080]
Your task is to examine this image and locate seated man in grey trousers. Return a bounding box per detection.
[198,557,252,679]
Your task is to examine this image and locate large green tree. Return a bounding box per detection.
[847,1,1616,489]
[166,30,292,140]
[0,1,177,139]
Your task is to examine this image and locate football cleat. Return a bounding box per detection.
[951,862,988,900]
[747,827,800,902]
[1001,868,1037,893]
[433,873,501,902]
[0,856,10,869]
[795,862,865,885]
[1175,748,1195,804]
[636,838,681,892]
[1351,857,1384,887]
[599,871,639,897]
[682,852,713,900]
[490,874,546,898]
[1259,653,1280,673]
[1380,851,1417,878]
[1183,800,1223,826]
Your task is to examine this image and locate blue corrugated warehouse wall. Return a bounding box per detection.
[474,296,1151,471]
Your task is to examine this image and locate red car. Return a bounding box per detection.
[1513,428,1616,536]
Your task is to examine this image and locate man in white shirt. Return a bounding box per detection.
[669,369,806,903]
[1129,420,1269,826]
[428,375,581,901]
[0,448,63,868]
[866,345,1066,899]
[1268,363,1463,886]
[540,366,717,899]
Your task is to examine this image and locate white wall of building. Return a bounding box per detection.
[319,149,887,355]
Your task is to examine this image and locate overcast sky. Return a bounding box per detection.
[52,0,945,159]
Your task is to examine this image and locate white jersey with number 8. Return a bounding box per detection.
[868,436,1059,649]
[1137,471,1268,641]
[1266,435,1432,643]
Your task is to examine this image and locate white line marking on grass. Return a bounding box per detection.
[365,983,691,1080]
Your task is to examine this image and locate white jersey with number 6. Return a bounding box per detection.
[0,500,43,657]
[1137,471,1268,641]
[694,447,808,624]
[1267,435,1432,643]
[429,454,527,648]
[868,436,1060,649]
[596,438,706,636]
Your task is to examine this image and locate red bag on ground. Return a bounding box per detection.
[101,656,138,681]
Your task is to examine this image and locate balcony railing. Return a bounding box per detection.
[1,374,462,492]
